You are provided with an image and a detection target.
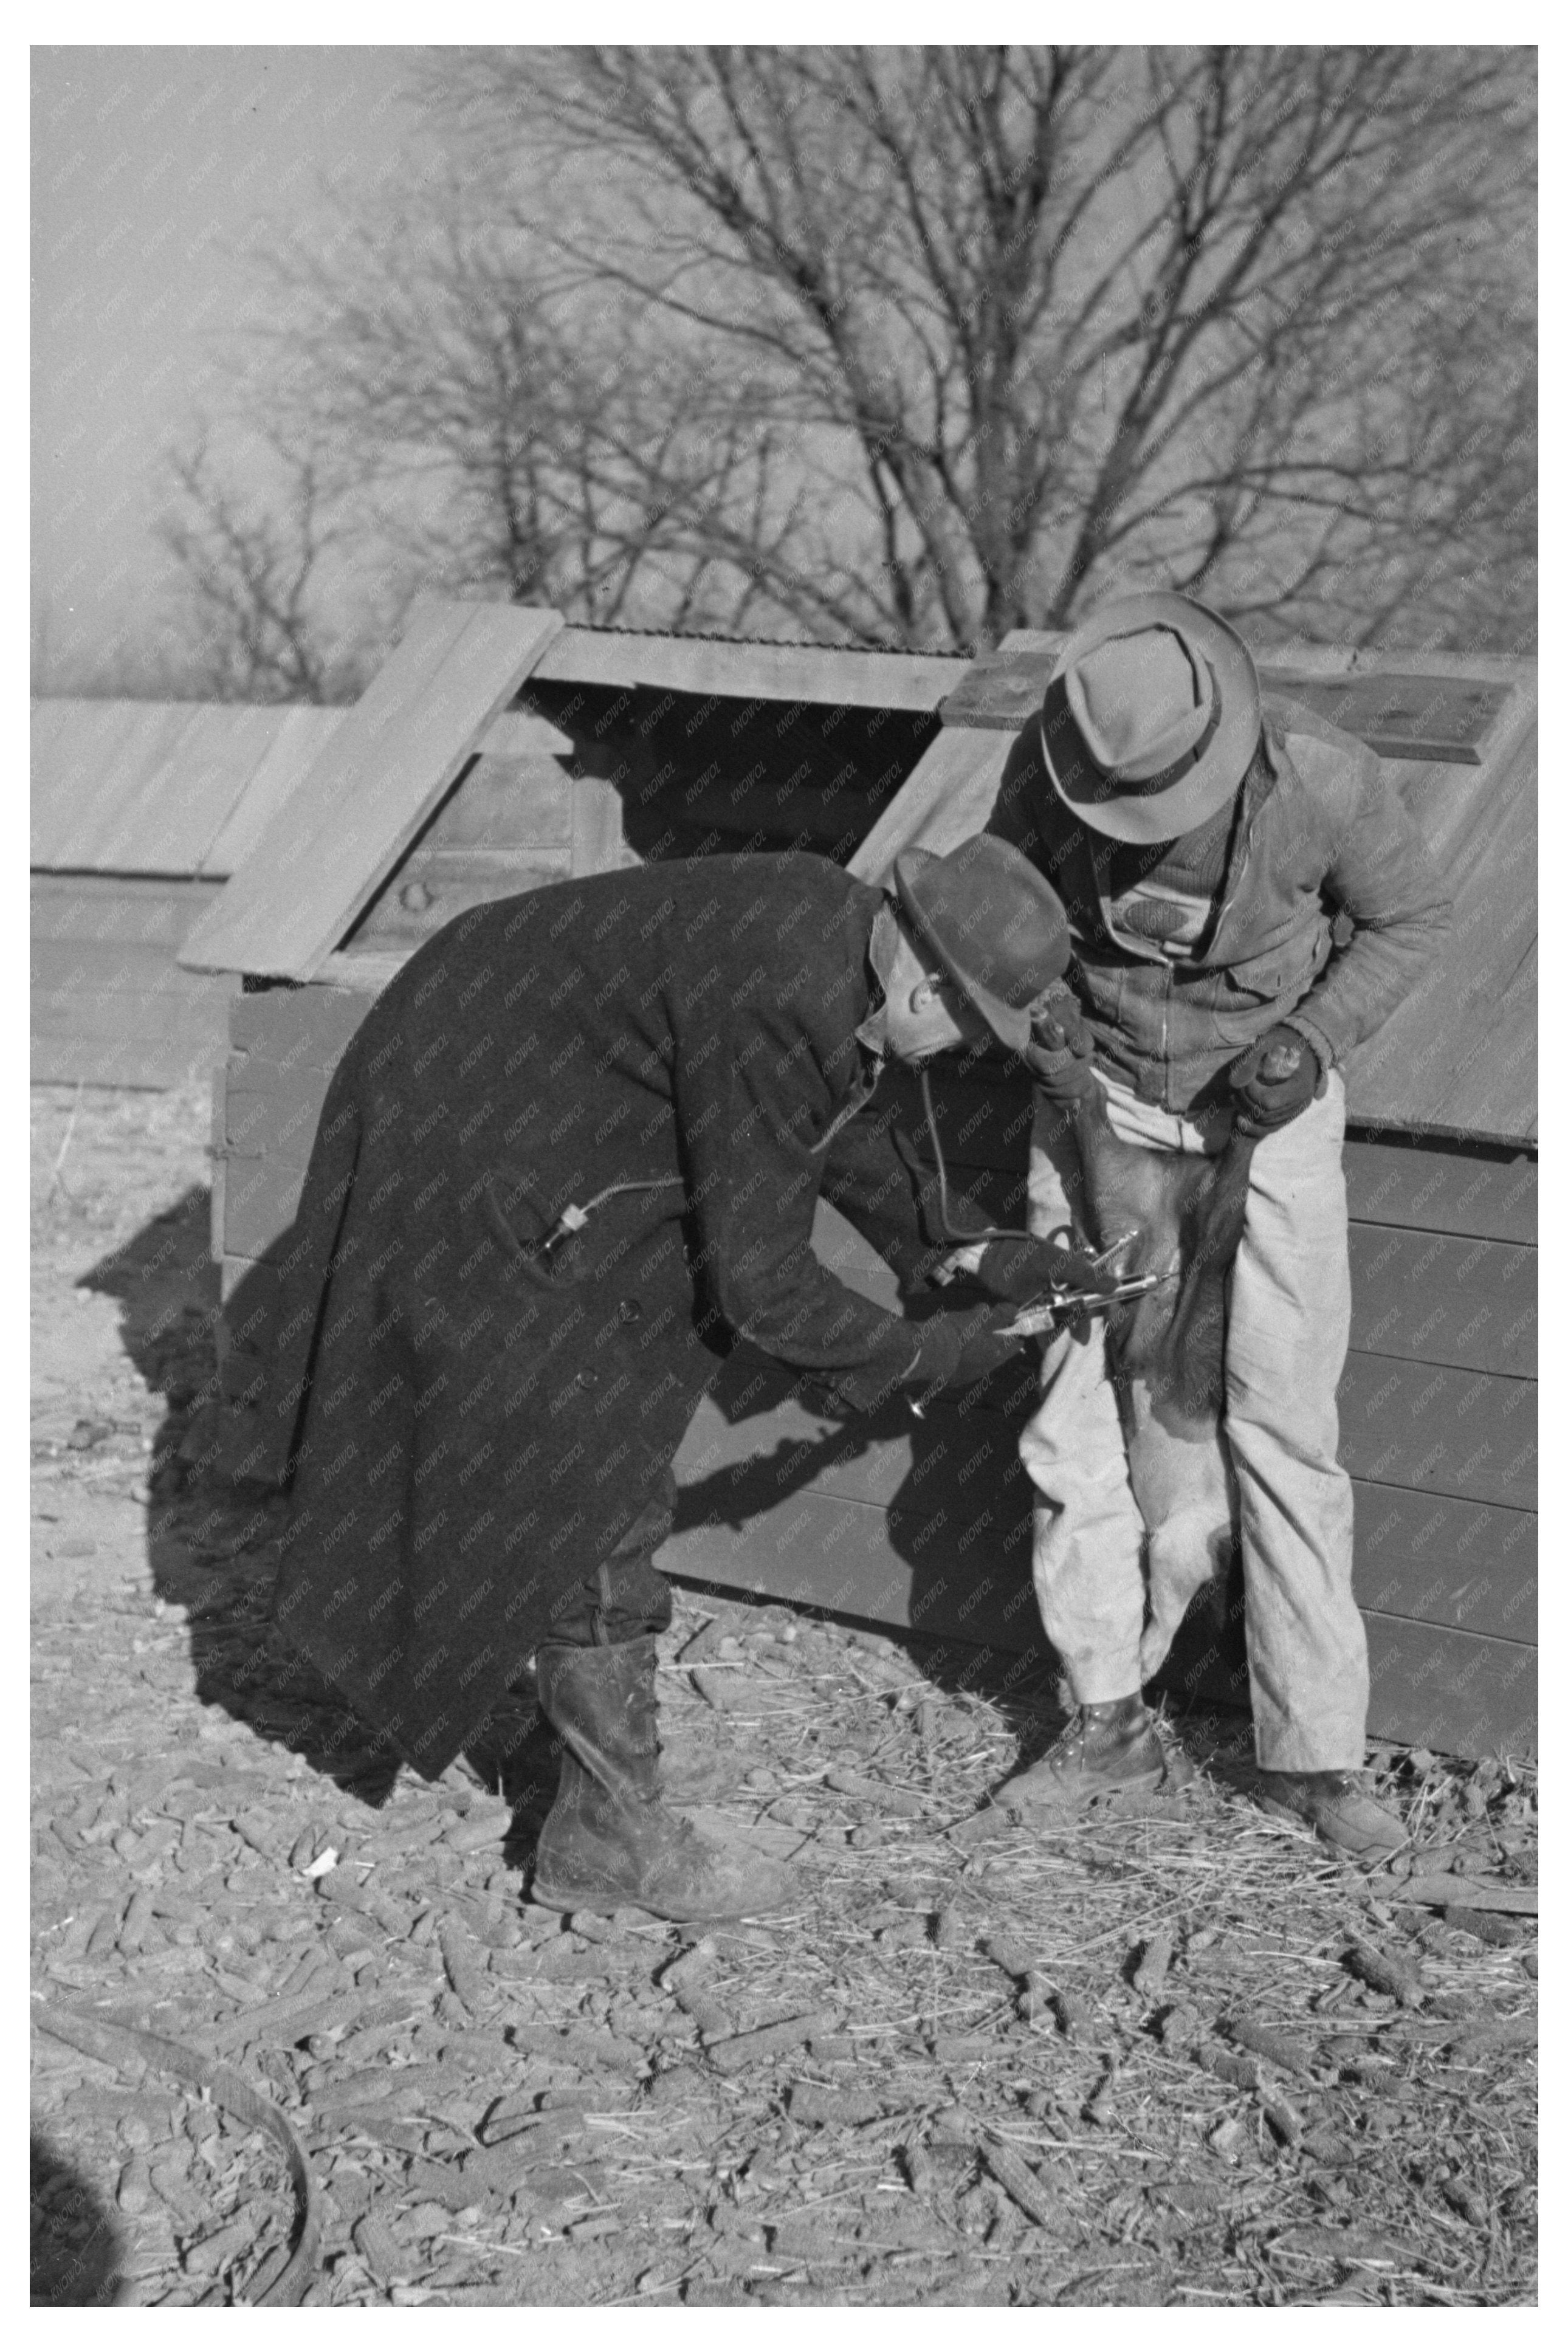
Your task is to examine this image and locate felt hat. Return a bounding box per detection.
[1039,591,1261,844]
[892,834,1071,1056]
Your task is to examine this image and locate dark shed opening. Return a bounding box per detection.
[519,677,941,865]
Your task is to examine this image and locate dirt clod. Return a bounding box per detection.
[1131,1930,1174,2001]
[354,2210,415,2286]
[1054,1990,1092,2039]
[1446,1905,1527,1948]
[1345,1941,1426,2009]
[1227,2015,1316,2080]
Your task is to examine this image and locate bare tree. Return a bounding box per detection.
[158,46,1532,679]
[419,44,1534,652]
[158,428,371,702]
[263,204,812,638]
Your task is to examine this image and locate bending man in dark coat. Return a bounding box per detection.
[270,841,1082,1920]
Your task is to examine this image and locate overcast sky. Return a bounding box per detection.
[31,46,436,693]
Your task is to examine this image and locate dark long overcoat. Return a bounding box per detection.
[270,853,993,1777]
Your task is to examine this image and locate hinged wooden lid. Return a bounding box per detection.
[176,599,563,980]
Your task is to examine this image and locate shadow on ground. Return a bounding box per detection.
[30,2135,122,2308]
[78,1186,1251,1849]
[79,1188,402,1809]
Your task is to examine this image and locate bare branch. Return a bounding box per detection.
[163,44,1533,675]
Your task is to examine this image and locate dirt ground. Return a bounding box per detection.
[30,1081,1538,2309]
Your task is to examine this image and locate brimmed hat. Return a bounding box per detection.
[1039,591,1261,845]
[892,835,1071,1056]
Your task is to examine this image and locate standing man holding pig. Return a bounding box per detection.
[983,593,1451,1858]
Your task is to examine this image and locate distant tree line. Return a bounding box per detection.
[159,44,1535,701]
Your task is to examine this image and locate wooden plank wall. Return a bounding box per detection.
[214,983,1538,1759]
[31,876,239,1089]
[660,1061,1536,1761]
[334,717,634,963]
[1333,676,1536,1149]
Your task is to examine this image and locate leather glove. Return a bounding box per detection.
[1023,984,1097,1101]
[797,1302,1026,1420]
[1228,1025,1323,1136]
[906,1302,1028,1405]
[969,1234,1104,1307]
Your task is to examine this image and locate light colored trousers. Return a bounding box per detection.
[1020,1069,1369,1771]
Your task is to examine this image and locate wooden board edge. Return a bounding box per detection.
[569,775,625,876]
[175,602,564,980]
[847,725,1011,883]
[1340,1108,1538,1156]
[1344,1227,1537,1382]
[1343,1137,1538,1246]
[209,1061,228,1263]
[315,949,418,993]
[1159,1606,1537,1759]
[196,706,352,880]
[532,627,971,712]
[290,604,566,981]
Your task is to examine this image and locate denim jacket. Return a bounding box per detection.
[986,693,1453,1115]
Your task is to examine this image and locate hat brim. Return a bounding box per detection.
[1040,591,1260,845]
[893,848,1040,1057]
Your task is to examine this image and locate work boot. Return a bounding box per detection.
[531,1636,794,1922]
[993,1694,1193,1819]
[1254,1769,1406,1862]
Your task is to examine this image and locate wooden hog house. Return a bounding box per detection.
[184,596,1537,1761]
[31,695,346,1087]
